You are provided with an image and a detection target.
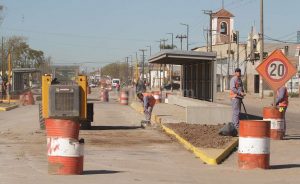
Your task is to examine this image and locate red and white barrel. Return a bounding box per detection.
[152,91,161,104]
[45,118,83,175]
[120,90,129,105]
[100,90,109,102]
[238,120,270,169]
[263,106,284,140]
[47,137,84,175]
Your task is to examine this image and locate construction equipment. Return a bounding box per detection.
[39,65,93,129]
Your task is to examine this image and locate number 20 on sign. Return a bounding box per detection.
[256,49,297,92]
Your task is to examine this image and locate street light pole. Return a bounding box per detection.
[180,23,189,51]
[260,0,264,99]
[139,49,147,81]
[167,33,174,91]
[146,45,152,89]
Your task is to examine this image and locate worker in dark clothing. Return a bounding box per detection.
[275,86,289,135]
[137,92,156,127]
[229,68,245,129]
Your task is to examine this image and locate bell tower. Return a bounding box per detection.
[212,8,235,45]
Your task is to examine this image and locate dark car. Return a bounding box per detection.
[163,83,180,90]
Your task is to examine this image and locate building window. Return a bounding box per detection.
[220,22,228,35]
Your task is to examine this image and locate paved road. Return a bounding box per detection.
[0,88,299,184]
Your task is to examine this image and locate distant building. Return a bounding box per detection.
[193,8,300,95]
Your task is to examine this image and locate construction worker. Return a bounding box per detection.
[275,86,289,135]
[229,68,245,130]
[137,92,156,127]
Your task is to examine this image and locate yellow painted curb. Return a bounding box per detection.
[0,104,18,111]
[162,124,238,165]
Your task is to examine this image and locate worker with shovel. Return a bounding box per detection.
[229,68,246,130]
[219,68,246,136]
[137,92,156,128]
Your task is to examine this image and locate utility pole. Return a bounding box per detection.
[203,10,213,52]
[1,37,3,78]
[227,35,232,90]
[176,34,187,50]
[180,23,189,50]
[259,0,264,99]
[167,33,174,91]
[146,45,152,89]
[139,49,147,81]
[125,57,129,86]
[236,31,240,68]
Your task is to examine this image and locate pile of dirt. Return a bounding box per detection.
[165,122,234,149]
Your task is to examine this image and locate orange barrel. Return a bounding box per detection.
[100,90,109,102]
[263,106,284,140]
[120,90,129,105]
[47,137,84,175]
[152,91,161,104]
[238,120,270,169]
[45,119,80,139]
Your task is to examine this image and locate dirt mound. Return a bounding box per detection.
[165,123,234,149]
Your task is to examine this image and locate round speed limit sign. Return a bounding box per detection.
[265,58,288,82]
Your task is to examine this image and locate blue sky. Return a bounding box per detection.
[1,0,299,69]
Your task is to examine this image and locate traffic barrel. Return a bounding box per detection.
[120,90,129,105]
[45,119,80,139]
[238,120,270,169]
[47,138,84,175]
[45,118,83,175]
[100,90,109,102]
[152,91,161,104]
[263,106,284,140]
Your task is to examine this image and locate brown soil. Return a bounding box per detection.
[165,122,234,149]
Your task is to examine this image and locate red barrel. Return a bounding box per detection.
[45,119,80,139]
[152,91,161,104]
[263,106,284,140]
[100,90,109,102]
[120,90,129,105]
[47,137,84,175]
[238,120,270,169]
[19,91,35,105]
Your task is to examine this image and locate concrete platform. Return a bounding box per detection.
[130,101,238,165]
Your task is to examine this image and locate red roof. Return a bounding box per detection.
[212,8,234,18]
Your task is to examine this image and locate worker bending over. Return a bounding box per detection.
[137,92,156,127]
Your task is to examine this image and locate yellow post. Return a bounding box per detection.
[77,75,87,119]
[42,75,51,118]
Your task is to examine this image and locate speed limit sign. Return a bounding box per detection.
[256,49,297,91]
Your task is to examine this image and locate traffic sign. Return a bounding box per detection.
[256,49,297,91]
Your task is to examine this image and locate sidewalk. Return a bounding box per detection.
[216,92,300,114]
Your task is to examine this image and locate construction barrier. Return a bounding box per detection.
[45,118,83,175]
[100,90,109,102]
[47,137,84,175]
[152,91,161,104]
[120,90,129,105]
[263,106,284,140]
[238,120,270,169]
[45,119,80,139]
